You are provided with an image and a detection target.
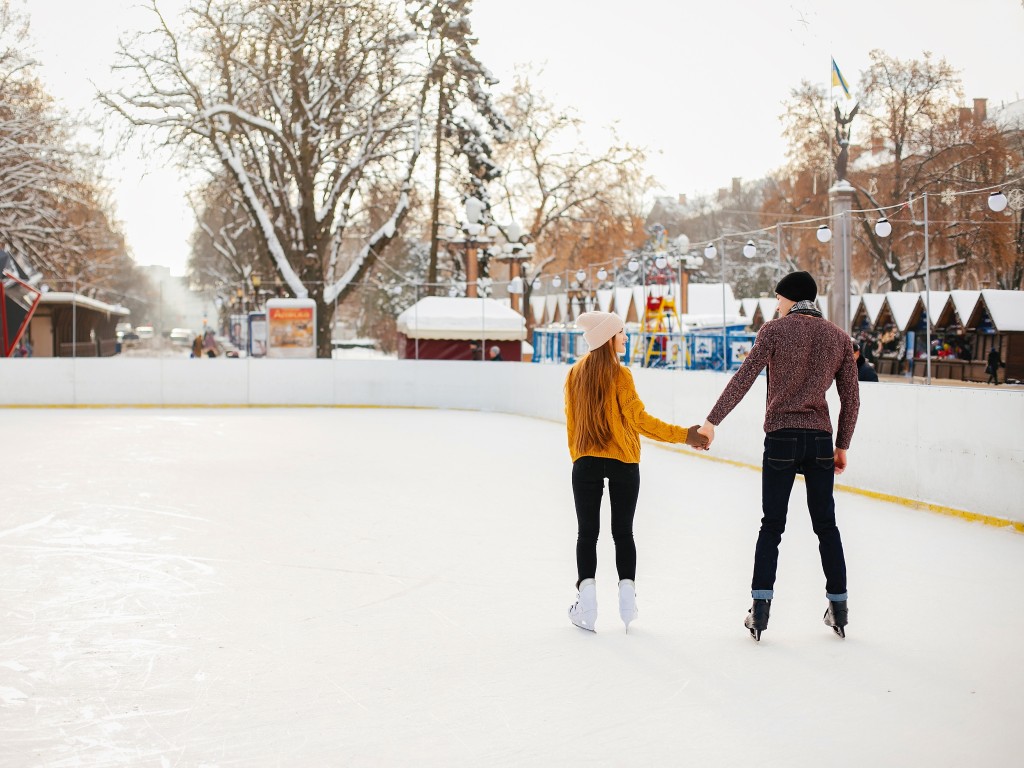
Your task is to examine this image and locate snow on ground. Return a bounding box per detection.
[2,408,1021,767]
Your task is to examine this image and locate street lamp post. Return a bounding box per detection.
[438,197,497,298]
[703,239,728,370]
[497,220,536,314]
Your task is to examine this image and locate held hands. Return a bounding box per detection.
[683,421,713,451]
[685,425,710,450]
[834,448,848,475]
[695,420,715,451]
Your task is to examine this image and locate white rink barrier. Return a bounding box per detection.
[1,358,1021,527]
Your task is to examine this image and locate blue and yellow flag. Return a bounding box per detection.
[831,58,852,100]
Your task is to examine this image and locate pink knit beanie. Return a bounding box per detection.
[576,311,624,350]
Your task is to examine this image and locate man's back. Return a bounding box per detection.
[707,313,860,449]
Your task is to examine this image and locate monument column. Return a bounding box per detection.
[828,180,855,334]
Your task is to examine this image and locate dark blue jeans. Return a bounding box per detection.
[752,429,847,600]
[572,457,641,583]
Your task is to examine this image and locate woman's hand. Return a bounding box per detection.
[685,425,710,449]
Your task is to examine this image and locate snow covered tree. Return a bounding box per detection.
[0,0,139,310]
[188,172,273,298]
[489,70,650,323]
[103,0,432,356]
[0,1,94,276]
[770,51,1021,293]
[408,0,508,290]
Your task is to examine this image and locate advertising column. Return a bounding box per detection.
[265,299,317,359]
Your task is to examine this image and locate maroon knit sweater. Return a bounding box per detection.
[706,313,860,449]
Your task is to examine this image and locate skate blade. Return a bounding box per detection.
[749,628,761,642]
[832,625,845,639]
[569,610,596,633]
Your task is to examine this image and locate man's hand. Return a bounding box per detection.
[697,420,715,450]
[685,425,710,449]
[834,448,848,475]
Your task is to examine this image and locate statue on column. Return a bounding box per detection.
[833,103,859,182]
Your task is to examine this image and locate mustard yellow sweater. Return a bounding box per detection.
[564,360,692,463]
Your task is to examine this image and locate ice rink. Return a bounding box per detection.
[3,407,1022,767]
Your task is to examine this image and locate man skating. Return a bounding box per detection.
[698,271,859,641]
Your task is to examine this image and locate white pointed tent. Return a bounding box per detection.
[756,297,778,325]
[529,295,545,325]
[949,290,982,327]
[978,290,1024,331]
[740,298,760,321]
[852,293,886,331]
[613,287,633,320]
[882,292,923,332]
[816,294,830,322]
[919,291,950,327]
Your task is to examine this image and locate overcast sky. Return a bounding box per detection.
[24,0,1024,275]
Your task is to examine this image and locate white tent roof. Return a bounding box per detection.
[884,292,922,332]
[396,297,526,340]
[949,290,982,326]
[740,298,759,319]
[39,292,130,317]
[919,291,950,327]
[755,297,778,323]
[980,289,1024,332]
[688,283,736,316]
[859,293,886,326]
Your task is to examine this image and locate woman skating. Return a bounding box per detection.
[564,311,708,633]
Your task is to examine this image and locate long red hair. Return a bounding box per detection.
[565,339,620,456]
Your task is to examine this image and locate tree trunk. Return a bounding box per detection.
[315,290,332,360]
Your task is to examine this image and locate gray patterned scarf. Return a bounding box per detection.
[788,300,822,318]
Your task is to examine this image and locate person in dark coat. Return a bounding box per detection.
[853,342,878,383]
[487,345,503,361]
[986,346,1003,385]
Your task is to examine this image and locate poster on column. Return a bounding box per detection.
[266,299,317,358]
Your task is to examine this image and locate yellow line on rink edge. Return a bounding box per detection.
[5,402,1022,535]
[657,441,1024,535]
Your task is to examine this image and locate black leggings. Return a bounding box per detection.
[571,456,641,583]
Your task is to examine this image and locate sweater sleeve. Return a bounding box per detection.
[617,368,690,444]
[706,323,772,425]
[834,339,860,449]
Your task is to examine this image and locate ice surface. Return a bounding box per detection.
[2,408,1021,766]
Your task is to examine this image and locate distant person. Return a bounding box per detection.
[853,342,878,383]
[487,345,503,361]
[203,330,219,358]
[12,338,32,357]
[698,271,860,642]
[564,311,708,633]
[192,334,203,359]
[986,346,1004,385]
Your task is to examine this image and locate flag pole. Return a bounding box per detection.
[828,56,834,189]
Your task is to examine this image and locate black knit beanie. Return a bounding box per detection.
[775,271,818,302]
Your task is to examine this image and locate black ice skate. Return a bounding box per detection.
[823,599,848,638]
[744,599,771,642]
